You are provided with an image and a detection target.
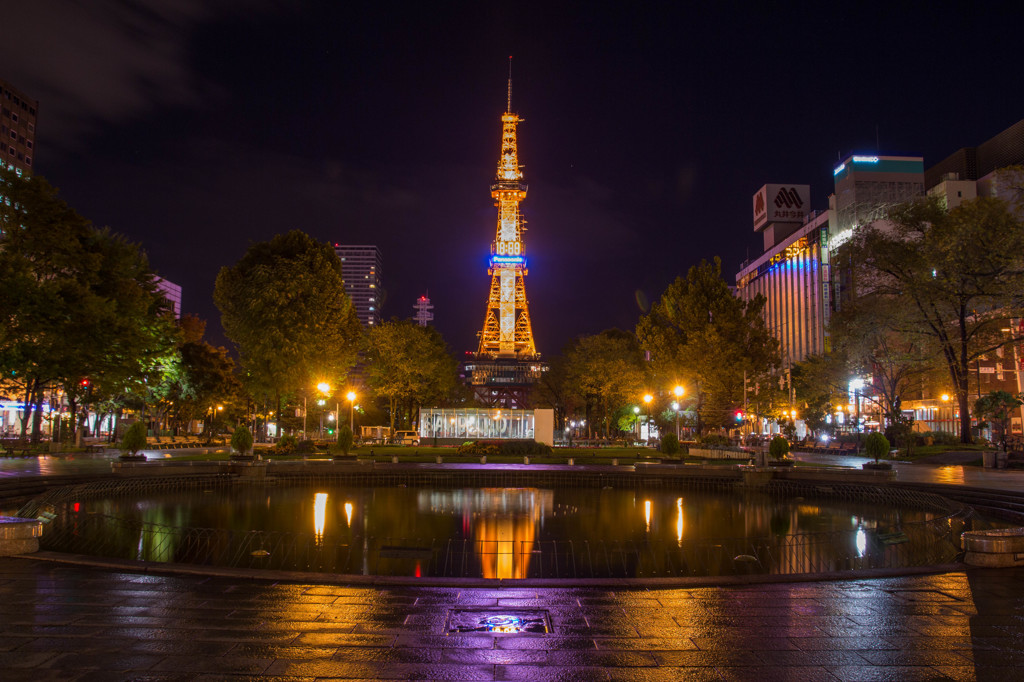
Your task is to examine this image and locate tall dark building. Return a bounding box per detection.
[0,78,38,175]
[925,119,1024,189]
[333,244,382,327]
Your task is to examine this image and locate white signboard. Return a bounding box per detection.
[753,184,811,231]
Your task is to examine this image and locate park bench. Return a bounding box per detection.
[1,439,32,456]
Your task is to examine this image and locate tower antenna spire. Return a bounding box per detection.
[506,55,512,113]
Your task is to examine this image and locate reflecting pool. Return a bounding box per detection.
[35,484,995,579]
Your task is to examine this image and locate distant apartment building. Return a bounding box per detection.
[0,78,37,175]
[333,244,382,327]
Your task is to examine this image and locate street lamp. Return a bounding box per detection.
[673,385,685,438]
[633,405,640,442]
[317,382,332,439]
[642,394,653,444]
[346,391,357,434]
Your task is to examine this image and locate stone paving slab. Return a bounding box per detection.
[2,557,1024,680]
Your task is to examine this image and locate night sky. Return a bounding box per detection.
[4,1,1023,357]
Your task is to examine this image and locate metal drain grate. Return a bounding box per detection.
[445,609,550,634]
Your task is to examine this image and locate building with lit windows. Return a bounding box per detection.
[0,79,37,175]
[736,200,830,368]
[333,244,382,327]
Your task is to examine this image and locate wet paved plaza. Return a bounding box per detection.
[1,556,1024,680]
[5,451,1024,679]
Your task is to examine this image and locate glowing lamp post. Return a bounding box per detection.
[346,391,357,433]
[673,385,685,439]
[317,382,333,438]
[642,394,653,444]
[633,406,640,441]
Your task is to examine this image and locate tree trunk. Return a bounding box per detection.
[275,389,281,441]
[19,381,32,440]
[31,389,45,442]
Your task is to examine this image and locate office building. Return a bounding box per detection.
[737,198,830,367]
[0,78,37,175]
[925,119,1024,190]
[154,277,182,319]
[334,244,382,327]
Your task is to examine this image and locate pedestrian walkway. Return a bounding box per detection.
[792,450,1024,493]
[1,556,1022,680]
[5,447,1024,679]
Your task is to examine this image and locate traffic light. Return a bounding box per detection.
[735,410,744,422]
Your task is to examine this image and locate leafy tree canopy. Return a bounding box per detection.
[637,257,780,432]
[214,230,361,403]
[849,196,1024,442]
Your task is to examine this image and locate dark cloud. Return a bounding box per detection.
[0,0,279,146]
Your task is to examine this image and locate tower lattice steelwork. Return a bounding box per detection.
[476,71,536,358]
[464,64,544,408]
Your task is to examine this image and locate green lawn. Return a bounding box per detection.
[893,443,992,462]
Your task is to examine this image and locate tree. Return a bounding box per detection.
[364,320,457,432]
[231,424,254,456]
[830,283,939,431]
[974,391,1023,452]
[214,230,361,426]
[0,169,178,441]
[637,258,780,434]
[563,329,647,438]
[850,196,1024,443]
[172,340,242,437]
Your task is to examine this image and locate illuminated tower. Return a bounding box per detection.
[477,69,536,358]
[464,63,544,408]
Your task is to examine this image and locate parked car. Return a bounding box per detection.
[391,430,420,446]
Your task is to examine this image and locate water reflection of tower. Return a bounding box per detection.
[419,488,553,579]
[474,489,552,579]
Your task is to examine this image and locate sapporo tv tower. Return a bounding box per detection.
[464,59,546,408]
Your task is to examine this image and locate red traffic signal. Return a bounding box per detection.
[735,410,744,421]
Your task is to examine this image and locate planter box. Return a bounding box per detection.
[862,462,893,470]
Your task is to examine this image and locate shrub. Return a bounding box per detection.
[768,435,790,460]
[269,434,297,455]
[457,439,552,456]
[121,421,148,456]
[661,432,680,455]
[295,439,316,454]
[231,425,253,455]
[864,432,891,462]
[698,434,730,447]
[337,425,353,455]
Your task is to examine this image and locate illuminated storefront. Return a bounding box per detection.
[419,407,553,445]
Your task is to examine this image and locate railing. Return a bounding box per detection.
[29,511,978,579]
[19,474,984,579]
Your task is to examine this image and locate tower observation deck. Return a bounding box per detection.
[465,63,545,408]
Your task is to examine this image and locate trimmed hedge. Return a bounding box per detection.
[457,439,553,456]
